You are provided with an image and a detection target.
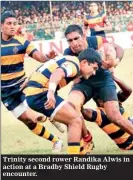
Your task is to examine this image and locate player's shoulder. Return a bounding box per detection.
[14,35,28,45]
[64,55,79,64]
[63,47,74,56]
[87,36,99,48]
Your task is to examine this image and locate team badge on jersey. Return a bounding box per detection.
[13,46,18,54]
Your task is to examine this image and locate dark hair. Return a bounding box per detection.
[78,48,102,66]
[65,24,83,37]
[1,11,16,23]
[90,2,98,6]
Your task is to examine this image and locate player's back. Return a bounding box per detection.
[27,56,80,90]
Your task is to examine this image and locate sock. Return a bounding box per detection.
[80,139,86,155]
[67,142,80,154]
[83,131,94,153]
[29,122,59,143]
[83,131,92,143]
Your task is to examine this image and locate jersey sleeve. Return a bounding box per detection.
[25,40,38,57]
[63,48,73,55]
[60,56,80,78]
[84,15,89,26]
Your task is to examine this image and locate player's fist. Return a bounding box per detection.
[46,50,57,59]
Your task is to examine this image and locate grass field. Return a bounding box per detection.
[1,48,133,154]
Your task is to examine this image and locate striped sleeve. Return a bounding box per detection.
[60,56,80,78]
[25,40,37,57]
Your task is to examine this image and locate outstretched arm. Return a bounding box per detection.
[32,50,57,63]
[113,75,132,102]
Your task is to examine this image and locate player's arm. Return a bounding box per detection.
[44,68,66,109]
[94,15,112,32]
[25,40,56,63]
[103,14,112,31]
[83,15,89,30]
[45,57,79,109]
[103,20,112,31]
[83,15,90,37]
[113,75,132,102]
[112,43,124,65]
[96,21,112,31]
[20,71,35,90]
[32,50,57,63]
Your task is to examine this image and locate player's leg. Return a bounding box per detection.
[51,101,83,154]
[26,91,82,154]
[100,85,133,135]
[2,91,62,152]
[68,83,94,154]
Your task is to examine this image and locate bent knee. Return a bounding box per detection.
[69,116,82,127]
[68,91,85,112]
[18,114,36,129]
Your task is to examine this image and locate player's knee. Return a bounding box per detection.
[19,115,36,129]
[69,116,82,128]
[68,101,82,112]
[18,111,28,121]
[18,111,36,126]
[106,110,121,124]
[104,101,121,123]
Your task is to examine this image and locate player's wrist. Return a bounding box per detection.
[49,82,57,93]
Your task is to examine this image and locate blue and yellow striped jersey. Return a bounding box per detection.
[1,35,37,88]
[24,56,80,96]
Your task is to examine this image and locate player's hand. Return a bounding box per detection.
[102,59,114,69]
[44,90,56,109]
[20,78,29,90]
[94,25,102,32]
[46,50,57,59]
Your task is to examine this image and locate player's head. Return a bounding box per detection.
[93,94,104,107]
[89,2,98,13]
[1,11,17,37]
[65,25,86,54]
[78,48,102,79]
[98,43,117,69]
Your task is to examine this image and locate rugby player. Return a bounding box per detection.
[82,72,133,150]
[1,11,63,152]
[23,48,102,154]
[64,24,123,153]
[64,25,133,144]
[84,2,112,37]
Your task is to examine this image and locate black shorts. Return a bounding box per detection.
[1,82,27,118]
[71,68,118,103]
